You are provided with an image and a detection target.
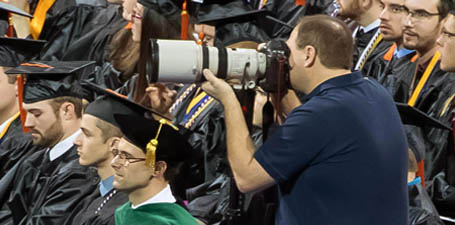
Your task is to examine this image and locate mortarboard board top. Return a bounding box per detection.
[197,9,270,26]
[0,2,33,18]
[6,61,96,103]
[84,82,171,121]
[396,103,452,130]
[6,61,95,77]
[0,37,46,67]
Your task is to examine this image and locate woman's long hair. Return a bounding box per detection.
[133,7,181,107]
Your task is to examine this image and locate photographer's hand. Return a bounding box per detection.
[146,83,177,118]
[200,69,236,104]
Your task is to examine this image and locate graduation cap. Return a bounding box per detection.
[396,103,452,130]
[84,82,171,120]
[0,37,46,67]
[5,61,96,104]
[196,7,292,46]
[0,1,33,18]
[114,113,193,172]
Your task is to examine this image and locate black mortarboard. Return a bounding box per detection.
[195,4,292,46]
[84,95,141,128]
[396,103,452,130]
[84,82,170,120]
[5,61,96,103]
[0,37,46,67]
[0,2,33,18]
[114,113,193,171]
[138,0,182,18]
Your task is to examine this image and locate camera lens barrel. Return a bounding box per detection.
[148,39,267,84]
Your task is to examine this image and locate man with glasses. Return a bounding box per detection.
[336,0,393,78]
[111,113,198,225]
[395,0,453,184]
[65,85,139,225]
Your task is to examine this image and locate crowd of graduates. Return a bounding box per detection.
[0,0,455,224]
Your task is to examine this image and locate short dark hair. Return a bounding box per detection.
[49,96,83,118]
[95,118,122,143]
[163,161,183,182]
[438,0,451,19]
[296,15,353,70]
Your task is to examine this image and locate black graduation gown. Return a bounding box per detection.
[379,51,418,99]
[0,116,22,144]
[0,133,41,179]
[66,188,128,225]
[0,146,98,225]
[39,3,126,65]
[408,183,444,225]
[353,27,393,77]
[170,84,230,224]
[428,172,455,218]
[362,40,394,80]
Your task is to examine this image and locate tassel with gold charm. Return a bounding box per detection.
[145,119,180,172]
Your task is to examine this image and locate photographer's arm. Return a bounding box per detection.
[201,69,275,193]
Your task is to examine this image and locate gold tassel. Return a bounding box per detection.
[145,119,167,171]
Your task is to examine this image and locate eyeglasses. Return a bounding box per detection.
[111,148,146,165]
[404,8,440,20]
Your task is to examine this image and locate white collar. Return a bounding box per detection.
[353,19,381,37]
[131,185,176,209]
[0,114,17,135]
[49,130,81,161]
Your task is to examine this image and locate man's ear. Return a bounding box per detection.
[61,102,76,120]
[152,161,168,178]
[107,137,121,151]
[303,45,317,67]
[361,0,373,10]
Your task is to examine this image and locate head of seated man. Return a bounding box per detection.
[379,0,408,45]
[402,0,450,56]
[6,61,94,149]
[437,10,455,71]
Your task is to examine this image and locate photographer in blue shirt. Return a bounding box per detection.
[201,14,409,225]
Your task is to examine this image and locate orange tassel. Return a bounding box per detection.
[7,12,13,37]
[124,22,133,30]
[296,0,306,5]
[417,160,425,186]
[181,0,189,40]
[16,75,29,132]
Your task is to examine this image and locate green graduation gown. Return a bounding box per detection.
[115,202,198,225]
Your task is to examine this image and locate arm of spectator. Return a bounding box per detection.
[201,69,275,193]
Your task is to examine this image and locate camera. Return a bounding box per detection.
[145,39,291,93]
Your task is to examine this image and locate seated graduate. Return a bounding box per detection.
[112,112,198,225]
[0,37,46,178]
[0,61,98,225]
[65,83,150,225]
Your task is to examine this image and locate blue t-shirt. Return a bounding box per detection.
[255,71,408,225]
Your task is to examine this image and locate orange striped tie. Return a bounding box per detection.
[30,0,56,39]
